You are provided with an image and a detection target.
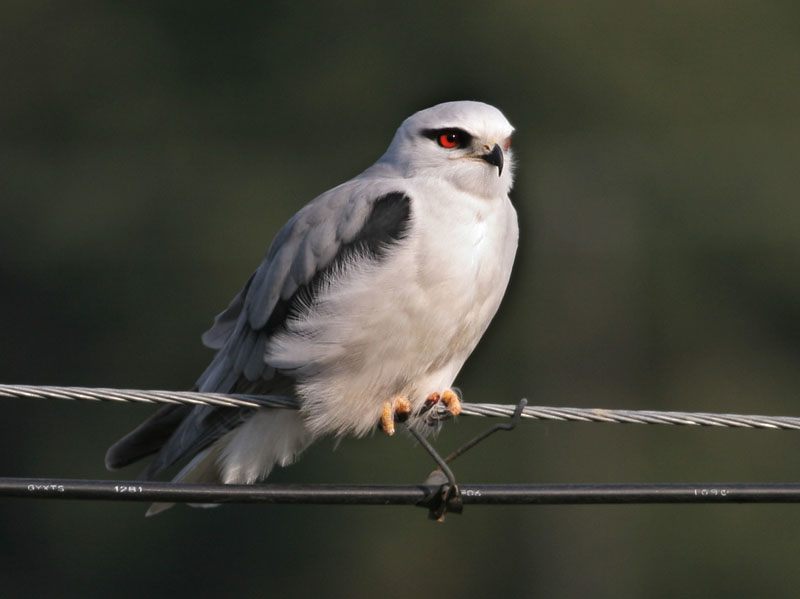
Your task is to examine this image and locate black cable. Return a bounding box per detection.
[5,478,800,505]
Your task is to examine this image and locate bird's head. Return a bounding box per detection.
[378,101,515,199]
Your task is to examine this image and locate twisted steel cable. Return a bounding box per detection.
[2,383,800,430]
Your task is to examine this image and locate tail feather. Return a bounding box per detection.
[145,443,224,517]
[144,409,313,516]
[218,409,313,484]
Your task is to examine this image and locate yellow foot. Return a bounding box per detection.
[420,389,462,419]
[380,396,412,436]
[441,389,462,416]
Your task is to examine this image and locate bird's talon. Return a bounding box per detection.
[380,402,395,435]
[380,396,411,435]
[419,392,441,415]
[394,396,412,423]
[441,389,462,416]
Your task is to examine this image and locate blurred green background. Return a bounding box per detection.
[2,1,800,597]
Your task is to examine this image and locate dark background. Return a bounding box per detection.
[3,1,800,597]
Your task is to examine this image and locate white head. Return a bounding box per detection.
[376,101,515,199]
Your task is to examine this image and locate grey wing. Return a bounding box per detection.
[196,185,412,392]
[105,183,412,478]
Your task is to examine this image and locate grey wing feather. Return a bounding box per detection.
[106,180,409,479]
[105,404,193,470]
[200,273,254,349]
[138,405,252,480]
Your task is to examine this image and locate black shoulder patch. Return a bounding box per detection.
[263,192,412,335]
[349,192,412,259]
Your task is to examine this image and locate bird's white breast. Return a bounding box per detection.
[267,178,518,437]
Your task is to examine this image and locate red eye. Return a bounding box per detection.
[438,131,460,148]
[503,136,512,151]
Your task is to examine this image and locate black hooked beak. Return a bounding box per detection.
[480,143,504,177]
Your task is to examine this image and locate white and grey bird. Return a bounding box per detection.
[105,101,518,514]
